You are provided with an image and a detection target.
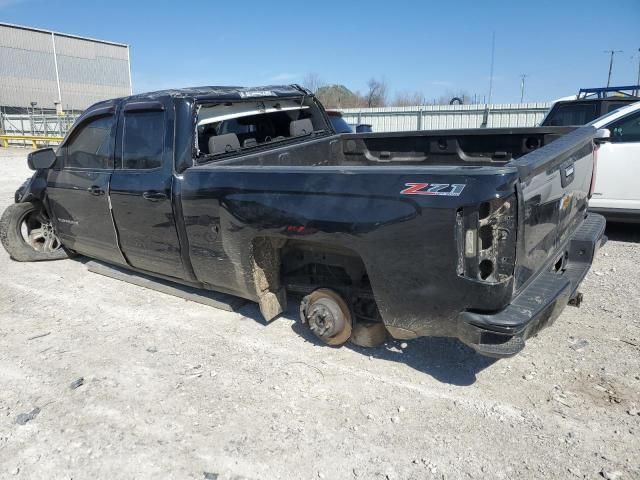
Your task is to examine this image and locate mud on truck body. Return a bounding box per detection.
[1,85,608,358]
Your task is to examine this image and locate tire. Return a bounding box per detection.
[0,202,69,262]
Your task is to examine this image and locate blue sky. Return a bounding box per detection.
[1,0,639,103]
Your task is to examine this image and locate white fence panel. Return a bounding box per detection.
[341,103,551,132]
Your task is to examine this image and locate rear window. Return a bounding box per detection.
[543,103,598,126]
[606,101,635,113]
[196,99,328,158]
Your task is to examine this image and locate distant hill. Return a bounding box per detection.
[316,84,363,109]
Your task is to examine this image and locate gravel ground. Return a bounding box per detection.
[0,147,639,480]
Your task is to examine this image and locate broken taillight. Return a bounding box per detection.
[456,194,517,283]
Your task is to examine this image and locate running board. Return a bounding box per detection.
[86,260,246,312]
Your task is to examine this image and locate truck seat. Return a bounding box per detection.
[208,133,240,155]
[290,119,313,137]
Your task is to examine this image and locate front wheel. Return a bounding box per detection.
[0,202,69,262]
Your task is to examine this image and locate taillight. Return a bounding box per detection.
[588,143,598,198]
[456,194,517,283]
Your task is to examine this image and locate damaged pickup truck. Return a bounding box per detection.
[0,85,608,357]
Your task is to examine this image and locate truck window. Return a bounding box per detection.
[328,115,353,133]
[122,111,165,169]
[196,99,327,158]
[65,115,113,169]
[610,111,640,143]
[606,101,634,114]
[544,103,598,126]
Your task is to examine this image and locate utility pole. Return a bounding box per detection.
[604,49,622,87]
[487,32,496,105]
[636,48,640,96]
[482,31,496,128]
[519,74,528,103]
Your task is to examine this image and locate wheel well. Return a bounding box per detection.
[250,237,382,324]
[280,240,369,294]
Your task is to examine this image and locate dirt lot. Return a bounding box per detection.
[0,147,639,480]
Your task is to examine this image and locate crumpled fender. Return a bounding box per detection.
[14,171,47,204]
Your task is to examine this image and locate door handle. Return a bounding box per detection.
[87,185,105,196]
[142,191,167,202]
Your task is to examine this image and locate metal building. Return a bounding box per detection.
[0,22,131,113]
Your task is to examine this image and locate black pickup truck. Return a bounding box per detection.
[0,85,607,358]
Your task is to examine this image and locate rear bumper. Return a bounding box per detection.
[589,207,640,224]
[457,213,606,358]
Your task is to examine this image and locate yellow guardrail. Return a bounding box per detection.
[0,134,65,149]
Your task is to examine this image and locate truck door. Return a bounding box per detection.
[46,108,124,265]
[109,101,186,279]
[593,110,640,208]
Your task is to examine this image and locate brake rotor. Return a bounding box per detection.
[300,288,352,346]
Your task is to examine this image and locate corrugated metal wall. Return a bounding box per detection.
[0,23,131,112]
[340,103,551,131]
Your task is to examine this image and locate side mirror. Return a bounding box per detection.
[27,148,57,170]
[594,128,611,145]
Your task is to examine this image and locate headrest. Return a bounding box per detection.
[208,133,240,155]
[290,118,314,137]
[243,138,257,148]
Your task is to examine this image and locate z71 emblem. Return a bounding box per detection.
[400,183,466,196]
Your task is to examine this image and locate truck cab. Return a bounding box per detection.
[588,102,640,222]
[540,86,639,127]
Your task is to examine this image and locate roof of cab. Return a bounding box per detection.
[121,85,309,103]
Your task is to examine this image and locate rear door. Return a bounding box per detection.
[46,108,124,264]
[593,109,640,207]
[109,100,186,279]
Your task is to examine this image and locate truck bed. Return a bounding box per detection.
[181,125,599,356]
[205,127,575,168]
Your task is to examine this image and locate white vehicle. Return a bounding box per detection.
[589,102,640,222]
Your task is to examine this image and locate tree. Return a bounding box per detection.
[392,91,426,107]
[365,78,388,107]
[302,72,325,94]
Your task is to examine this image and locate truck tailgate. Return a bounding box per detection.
[510,126,597,290]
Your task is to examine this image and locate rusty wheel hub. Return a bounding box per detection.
[300,289,352,346]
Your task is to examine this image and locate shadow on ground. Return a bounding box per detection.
[239,300,497,387]
[76,255,497,386]
[605,221,640,243]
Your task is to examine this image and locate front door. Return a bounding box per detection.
[109,101,186,279]
[594,110,640,209]
[47,112,124,265]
